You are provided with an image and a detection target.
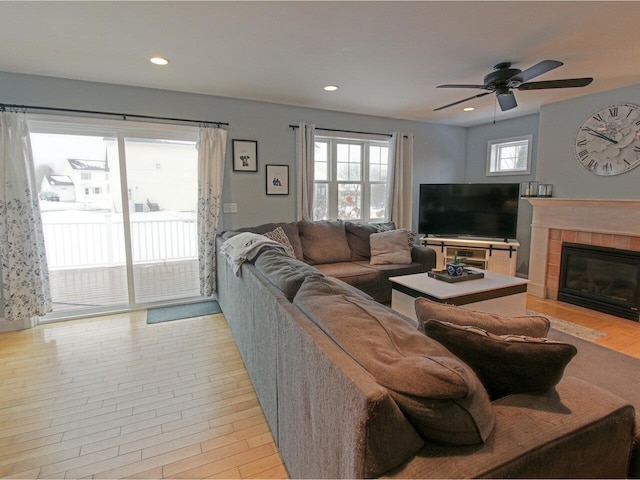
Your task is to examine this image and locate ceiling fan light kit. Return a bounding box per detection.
[435,60,593,112]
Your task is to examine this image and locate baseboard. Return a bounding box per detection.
[0,317,35,332]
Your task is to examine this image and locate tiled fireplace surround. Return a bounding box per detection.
[527,198,640,300]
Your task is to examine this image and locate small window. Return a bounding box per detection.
[487,135,532,176]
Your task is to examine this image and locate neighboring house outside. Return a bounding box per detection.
[64,158,111,209]
[106,138,197,214]
[40,175,75,202]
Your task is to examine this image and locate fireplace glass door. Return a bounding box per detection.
[558,242,640,321]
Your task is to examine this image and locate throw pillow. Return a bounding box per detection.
[370,229,412,265]
[414,297,550,337]
[293,276,495,446]
[407,230,418,248]
[424,319,578,399]
[263,226,295,257]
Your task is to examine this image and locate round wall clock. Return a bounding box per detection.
[574,103,640,176]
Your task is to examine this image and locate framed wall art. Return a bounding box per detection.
[232,139,258,172]
[266,164,289,195]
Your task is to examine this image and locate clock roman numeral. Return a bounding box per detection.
[624,159,631,165]
[634,146,640,153]
[609,107,618,117]
[578,149,589,159]
[593,113,604,122]
[576,138,587,147]
[587,159,596,170]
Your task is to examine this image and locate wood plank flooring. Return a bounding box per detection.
[1,296,639,479]
[527,295,640,359]
[0,312,287,479]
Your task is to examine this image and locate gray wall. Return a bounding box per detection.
[0,71,465,232]
[0,71,466,322]
[537,83,640,198]
[464,114,540,276]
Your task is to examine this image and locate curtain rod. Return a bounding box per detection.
[289,124,392,138]
[0,103,229,128]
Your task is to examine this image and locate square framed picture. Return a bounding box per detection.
[266,164,289,195]
[232,139,258,172]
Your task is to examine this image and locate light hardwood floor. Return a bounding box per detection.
[0,311,287,479]
[1,296,639,479]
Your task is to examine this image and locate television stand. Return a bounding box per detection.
[421,237,520,276]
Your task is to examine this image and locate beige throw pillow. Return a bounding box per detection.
[263,226,295,257]
[370,229,412,265]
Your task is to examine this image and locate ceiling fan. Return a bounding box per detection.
[434,60,593,112]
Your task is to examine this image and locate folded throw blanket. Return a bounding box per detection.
[220,232,287,275]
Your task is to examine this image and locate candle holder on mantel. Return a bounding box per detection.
[537,183,553,197]
[520,181,538,197]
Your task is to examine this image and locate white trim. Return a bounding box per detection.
[26,113,198,141]
[486,134,532,176]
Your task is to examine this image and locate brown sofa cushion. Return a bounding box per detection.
[414,297,550,337]
[344,222,378,260]
[424,319,578,399]
[298,220,351,265]
[293,276,495,446]
[370,229,412,265]
[254,249,324,301]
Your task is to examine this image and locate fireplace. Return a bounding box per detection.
[558,242,640,322]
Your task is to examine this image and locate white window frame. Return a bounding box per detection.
[486,134,532,176]
[313,133,391,222]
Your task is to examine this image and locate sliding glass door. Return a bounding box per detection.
[122,136,199,304]
[29,117,200,318]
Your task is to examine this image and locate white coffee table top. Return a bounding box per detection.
[390,268,528,301]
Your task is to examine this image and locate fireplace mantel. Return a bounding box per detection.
[527,198,640,298]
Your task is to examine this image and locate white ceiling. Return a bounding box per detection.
[1,1,639,127]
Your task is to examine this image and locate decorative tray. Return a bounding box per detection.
[428,269,485,283]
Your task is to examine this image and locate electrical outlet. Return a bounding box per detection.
[223,203,238,213]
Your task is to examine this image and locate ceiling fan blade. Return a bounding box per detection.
[517,78,594,90]
[515,60,563,83]
[437,84,488,89]
[497,91,518,111]
[433,92,492,111]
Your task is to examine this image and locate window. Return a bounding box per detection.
[487,135,532,176]
[313,135,390,222]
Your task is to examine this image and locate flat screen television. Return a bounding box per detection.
[418,183,519,241]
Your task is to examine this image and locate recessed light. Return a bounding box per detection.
[463,107,475,112]
[323,85,339,92]
[150,57,169,66]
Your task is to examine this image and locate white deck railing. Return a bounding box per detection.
[43,215,198,269]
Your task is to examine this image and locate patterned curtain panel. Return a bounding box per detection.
[296,122,315,221]
[0,112,51,323]
[197,127,228,297]
[388,132,415,230]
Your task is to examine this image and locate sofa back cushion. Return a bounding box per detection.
[344,222,378,260]
[254,249,324,301]
[293,275,495,446]
[235,222,303,260]
[298,220,352,265]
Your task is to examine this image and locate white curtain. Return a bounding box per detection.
[197,126,228,297]
[296,122,315,221]
[0,112,51,323]
[388,132,414,230]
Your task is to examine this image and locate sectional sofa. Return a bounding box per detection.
[216,220,638,478]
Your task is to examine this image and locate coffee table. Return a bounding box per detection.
[390,268,529,321]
